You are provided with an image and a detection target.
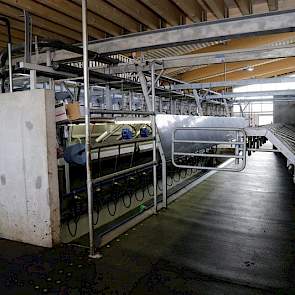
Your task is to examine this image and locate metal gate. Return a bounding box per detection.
[172,127,247,172]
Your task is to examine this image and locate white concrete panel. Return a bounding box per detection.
[0,89,60,247]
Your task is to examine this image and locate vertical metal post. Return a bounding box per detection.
[30,70,37,89]
[138,70,152,111]
[105,84,112,109]
[7,43,13,92]
[151,63,157,214]
[82,0,95,257]
[24,10,32,63]
[129,91,133,111]
[193,89,203,116]
[158,139,167,208]
[235,131,239,165]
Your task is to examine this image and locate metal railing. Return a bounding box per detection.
[172,127,247,172]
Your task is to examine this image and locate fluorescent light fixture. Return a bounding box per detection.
[245,65,254,72]
[114,117,151,125]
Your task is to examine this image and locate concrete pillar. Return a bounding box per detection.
[0,89,60,247]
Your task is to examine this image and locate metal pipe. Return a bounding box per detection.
[151,63,157,214]
[82,0,95,257]
[173,152,244,159]
[90,109,154,115]
[0,16,13,92]
[92,161,156,184]
[158,139,167,208]
[247,148,281,153]
[7,43,13,92]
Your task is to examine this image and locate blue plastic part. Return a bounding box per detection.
[140,127,149,138]
[122,128,133,139]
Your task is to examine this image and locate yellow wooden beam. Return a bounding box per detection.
[267,0,278,11]
[179,59,274,82]
[4,0,105,39]
[195,58,295,82]
[201,0,225,19]
[73,0,140,33]
[171,0,203,22]
[36,0,119,36]
[106,0,160,30]
[0,1,81,42]
[140,0,184,26]
[234,0,251,15]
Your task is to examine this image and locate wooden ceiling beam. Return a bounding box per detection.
[72,0,139,33]
[0,40,7,48]
[170,0,203,22]
[4,0,104,39]
[234,0,252,15]
[0,13,74,43]
[105,0,160,30]
[0,29,23,44]
[0,24,24,42]
[35,0,119,37]
[0,1,81,42]
[199,0,226,19]
[267,0,278,11]
[193,32,295,55]
[178,59,277,82]
[201,58,295,82]
[178,32,295,82]
[140,0,184,26]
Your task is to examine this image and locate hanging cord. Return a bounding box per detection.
[93,187,102,225]
[121,178,133,208]
[107,181,118,216]
[67,194,82,237]
[135,173,145,201]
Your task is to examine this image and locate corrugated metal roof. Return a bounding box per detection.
[142,41,222,59]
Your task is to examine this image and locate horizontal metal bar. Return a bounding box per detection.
[172,162,245,172]
[203,90,295,99]
[171,76,295,90]
[93,137,154,150]
[175,127,245,132]
[247,148,281,152]
[92,161,156,185]
[88,10,295,55]
[174,152,244,159]
[90,109,154,115]
[96,45,295,74]
[16,61,77,78]
[174,139,245,145]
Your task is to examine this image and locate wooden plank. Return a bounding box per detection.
[140,0,184,26]
[72,0,139,33]
[0,13,74,43]
[197,58,295,82]
[4,0,104,39]
[0,25,24,42]
[106,0,160,29]
[178,59,272,82]
[234,0,251,15]
[171,0,203,22]
[0,30,23,44]
[36,0,122,36]
[201,0,225,19]
[267,0,278,11]
[0,1,81,41]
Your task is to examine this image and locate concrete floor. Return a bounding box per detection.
[0,151,295,294]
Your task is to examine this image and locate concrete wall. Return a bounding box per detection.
[0,89,60,247]
[274,99,295,125]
